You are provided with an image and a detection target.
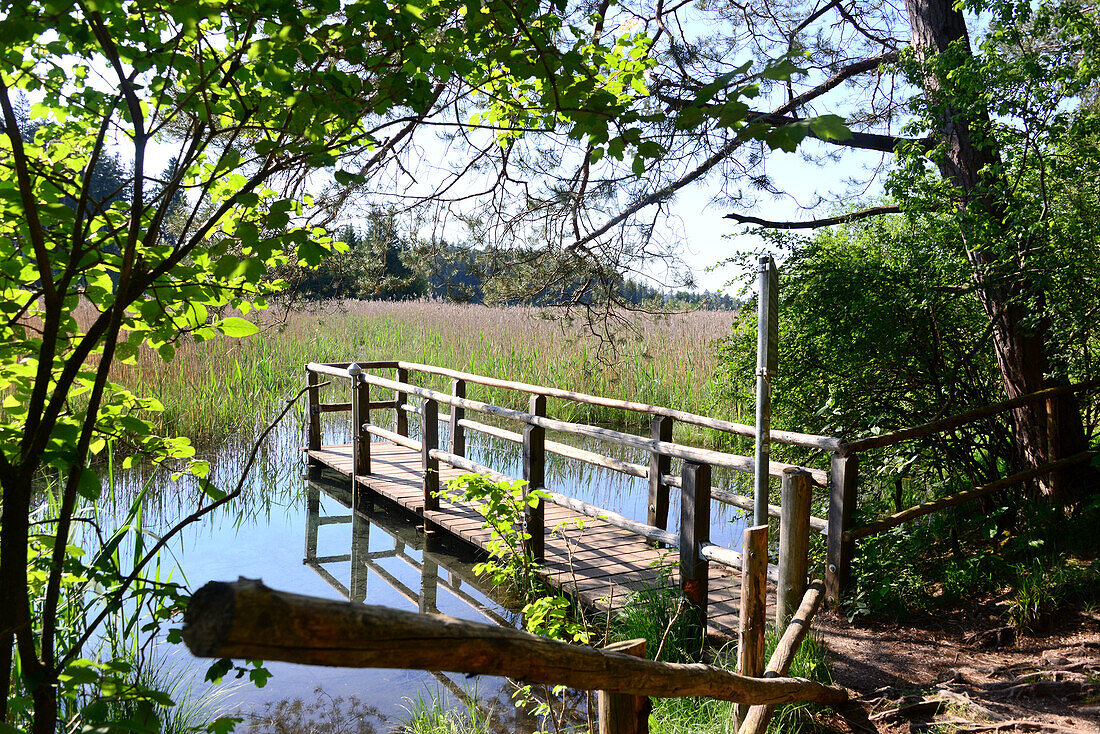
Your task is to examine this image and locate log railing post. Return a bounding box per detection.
[523,394,546,563]
[777,468,811,627]
[350,364,371,477]
[679,460,711,651]
[395,366,409,437]
[306,367,322,476]
[826,452,858,606]
[450,378,466,458]
[598,639,650,734]
[422,398,440,513]
[647,415,673,540]
[736,523,769,726]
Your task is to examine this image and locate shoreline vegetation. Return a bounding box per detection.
[111,299,740,447]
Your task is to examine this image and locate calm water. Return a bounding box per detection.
[113,405,756,730]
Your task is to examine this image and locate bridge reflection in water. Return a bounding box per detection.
[301,477,574,733]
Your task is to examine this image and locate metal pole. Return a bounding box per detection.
[753,255,778,527]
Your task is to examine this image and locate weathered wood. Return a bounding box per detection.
[524,394,547,563]
[351,367,371,477]
[365,424,421,452]
[395,367,409,437]
[543,491,678,547]
[846,450,1095,541]
[318,401,393,413]
[422,399,440,512]
[449,379,466,457]
[429,449,513,484]
[680,461,711,647]
[183,580,848,705]
[664,478,828,533]
[307,368,322,451]
[460,418,649,479]
[777,469,811,627]
[826,453,858,605]
[599,639,650,734]
[648,416,673,534]
[736,525,769,725]
[356,372,827,482]
[842,380,1100,454]
[737,581,826,734]
[394,361,842,451]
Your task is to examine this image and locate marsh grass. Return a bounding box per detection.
[109,299,739,446]
[647,632,832,734]
[398,688,499,734]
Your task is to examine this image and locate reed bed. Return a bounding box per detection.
[110,299,739,446]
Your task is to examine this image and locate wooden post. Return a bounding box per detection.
[351,366,371,477]
[598,639,650,734]
[777,469,811,628]
[306,368,322,476]
[349,508,370,603]
[422,398,439,512]
[679,460,711,650]
[395,366,409,437]
[450,378,466,457]
[420,556,439,615]
[826,452,858,605]
[523,394,546,563]
[647,415,673,535]
[304,482,320,561]
[736,524,769,725]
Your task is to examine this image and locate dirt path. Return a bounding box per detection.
[813,604,1100,733]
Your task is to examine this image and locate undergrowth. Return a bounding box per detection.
[845,491,1100,625]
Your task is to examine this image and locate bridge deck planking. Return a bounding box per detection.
[307,441,768,635]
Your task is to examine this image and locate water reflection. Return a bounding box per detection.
[299,476,558,734]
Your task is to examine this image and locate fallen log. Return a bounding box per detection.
[183,579,849,707]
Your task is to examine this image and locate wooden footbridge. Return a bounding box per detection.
[184,360,1094,734]
[302,360,847,639]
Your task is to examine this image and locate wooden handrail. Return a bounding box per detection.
[397,361,843,452]
[845,451,1095,541]
[352,371,828,482]
[183,579,848,706]
[843,380,1100,454]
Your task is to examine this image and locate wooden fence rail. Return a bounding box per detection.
[183,579,848,707]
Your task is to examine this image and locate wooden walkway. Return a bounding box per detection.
[308,441,765,635]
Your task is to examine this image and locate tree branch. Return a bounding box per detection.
[723,204,901,229]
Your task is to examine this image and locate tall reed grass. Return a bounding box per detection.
[110,300,739,446]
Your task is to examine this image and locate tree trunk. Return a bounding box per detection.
[905,0,1096,502]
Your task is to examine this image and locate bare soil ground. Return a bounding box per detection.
[812,600,1100,734]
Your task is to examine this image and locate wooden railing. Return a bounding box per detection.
[824,381,1098,602]
[304,361,837,612]
[183,579,847,734]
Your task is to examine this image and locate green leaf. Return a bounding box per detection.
[77,468,102,500]
[216,317,259,338]
[808,114,851,141]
